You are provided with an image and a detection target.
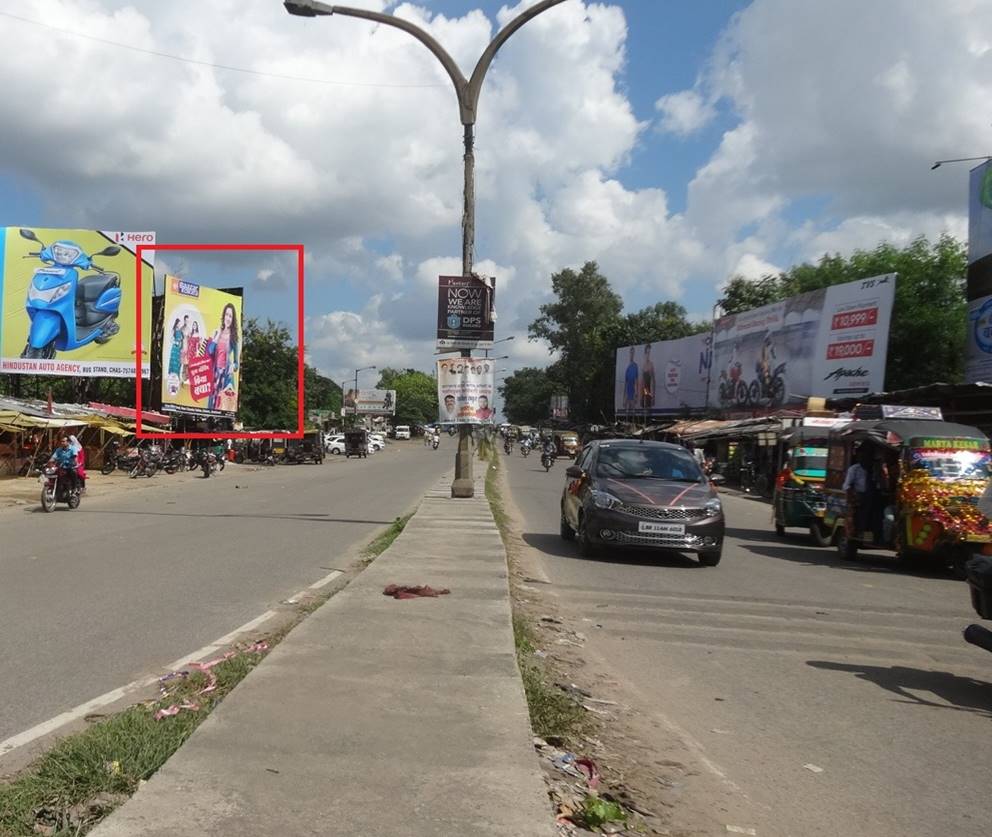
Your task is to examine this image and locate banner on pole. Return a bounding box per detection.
[436,275,495,349]
[437,356,495,424]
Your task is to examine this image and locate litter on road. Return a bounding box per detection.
[382,583,451,599]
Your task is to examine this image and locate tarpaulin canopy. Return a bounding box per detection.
[88,403,171,426]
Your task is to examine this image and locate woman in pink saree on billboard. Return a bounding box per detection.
[207,303,239,412]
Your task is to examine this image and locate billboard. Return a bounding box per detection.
[551,394,569,419]
[965,293,992,383]
[437,356,495,424]
[160,277,242,419]
[968,160,992,266]
[711,274,895,410]
[436,274,495,349]
[352,389,396,415]
[0,227,154,377]
[615,333,712,416]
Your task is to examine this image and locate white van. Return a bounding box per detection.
[395,425,411,440]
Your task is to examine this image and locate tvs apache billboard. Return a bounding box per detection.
[711,274,895,411]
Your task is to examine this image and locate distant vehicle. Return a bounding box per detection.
[325,434,346,455]
[395,426,411,440]
[555,431,579,457]
[560,439,725,566]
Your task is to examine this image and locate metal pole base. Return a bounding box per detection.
[451,426,474,498]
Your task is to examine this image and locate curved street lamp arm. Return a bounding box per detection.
[330,5,469,113]
[465,0,570,123]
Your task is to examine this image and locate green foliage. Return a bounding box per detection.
[500,367,556,424]
[578,797,627,829]
[376,368,438,428]
[718,235,968,391]
[239,318,298,429]
[304,365,342,417]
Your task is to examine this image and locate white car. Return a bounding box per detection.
[325,434,346,455]
[368,434,384,452]
[394,425,411,440]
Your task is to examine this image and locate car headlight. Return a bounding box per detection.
[590,489,622,510]
[27,281,73,304]
[704,497,723,517]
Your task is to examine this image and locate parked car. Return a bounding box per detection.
[325,434,346,455]
[560,439,725,566]
[369,434,385,452]
[394,425,411,440]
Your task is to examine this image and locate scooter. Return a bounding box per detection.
[964,555,992,654]
[39,464,81,512]
[18,228,123,360]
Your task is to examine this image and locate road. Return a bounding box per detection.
[0,441,451,753]
[504,450,992,837]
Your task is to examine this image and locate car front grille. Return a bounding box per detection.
[613,531,702,549]
[617,504,707,521]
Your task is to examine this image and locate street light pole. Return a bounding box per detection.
[352,365,376,427]
[284,0,570,498]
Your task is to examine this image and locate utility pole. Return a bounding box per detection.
[284,0,570,497]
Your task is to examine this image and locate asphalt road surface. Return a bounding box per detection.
[0,442,451,751]
[505,450,992,837]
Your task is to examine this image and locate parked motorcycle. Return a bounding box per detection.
[39,464,81,512]
[964,556,992,654]
[129,450,158,479]
[17,228,123,360]
[162,448,188,474]
[198,449,224,478]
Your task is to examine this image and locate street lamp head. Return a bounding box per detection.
[931,162,941,170]
[283,0,334,16]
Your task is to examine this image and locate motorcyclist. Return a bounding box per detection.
[48,435,80,494]
[432,430,440,448]
[542,437,556,460]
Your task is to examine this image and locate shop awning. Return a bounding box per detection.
[88,403,171,426]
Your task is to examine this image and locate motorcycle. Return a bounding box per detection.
[129,450,158,479]
[718,362,747,406]
[520,441,531,458]
[747,361,787,406]
[39,464,81,512]
[964,556,992,654]
[432,437,440,450]
[541,450,556,472]
[17,228,123,360]
[198,449,224,478]
[162,448,188,474]
[504,439,512,454]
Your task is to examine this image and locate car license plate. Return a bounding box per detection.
[638,521,685,535]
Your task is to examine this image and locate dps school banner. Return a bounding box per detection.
[0,227,154,377]
[161,277,242,419]
[437,356,495,424]
[615,333,711,415]
[711,274,895,410]
[436,274,495,349]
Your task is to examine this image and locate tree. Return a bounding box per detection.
[304,365,342,418]
[499,367,556,425]
[239,318,298,429]
[376,368,438,428]
[529,262,623,422]
[716,236,968,391]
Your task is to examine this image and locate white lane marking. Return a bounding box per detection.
[309,569,343,590]
[0,676,157,757]
[0,609,279,760]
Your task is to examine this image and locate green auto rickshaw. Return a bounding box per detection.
[772,425,835,544]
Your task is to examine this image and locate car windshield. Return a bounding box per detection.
[595,446,703,481]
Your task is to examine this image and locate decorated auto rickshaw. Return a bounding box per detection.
[344,429,368,459]
[821,408,992,574]
[772,425,835,543]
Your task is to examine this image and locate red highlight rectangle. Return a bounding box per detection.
[831,307,878,331]
[134,243,305,440]
[826,339,874,360]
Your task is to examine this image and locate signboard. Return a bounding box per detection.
[965,292,992,383]
[0,227,154,377]
[437,356,495,424]
[354,389,396,415]
[551,394,569,419]
[802,416,849,428]
[614,333,711,415]
[436,274,495,349]
[852,404,943,421]
[711,274,895,410]
[160,277,242,419]
[968,160,992,266]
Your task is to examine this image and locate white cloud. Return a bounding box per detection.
[655,90,716,137]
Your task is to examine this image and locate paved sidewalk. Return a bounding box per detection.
[93,472,552,836]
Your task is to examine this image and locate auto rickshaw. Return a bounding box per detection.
[344,429,368,459]
[821,414,992,575]
[555,430,579,458]
[286,431,325,464]
[772,426,834,543]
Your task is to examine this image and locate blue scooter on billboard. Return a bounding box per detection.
[18,228,123,359]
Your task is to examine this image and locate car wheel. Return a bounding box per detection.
[560,510,575,541]
[698,549,722,567]
[331,449,340,454]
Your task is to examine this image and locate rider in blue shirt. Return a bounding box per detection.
[49,436,80,492]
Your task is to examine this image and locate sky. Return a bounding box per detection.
[0,0,989,391]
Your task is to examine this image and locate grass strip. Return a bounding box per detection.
[0,647,267,837]
[360,513,413,562]
[486,451,585,743]
[1,513,412,836]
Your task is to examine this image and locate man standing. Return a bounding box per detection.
[641,343,655,410]
[623,346,639,412]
